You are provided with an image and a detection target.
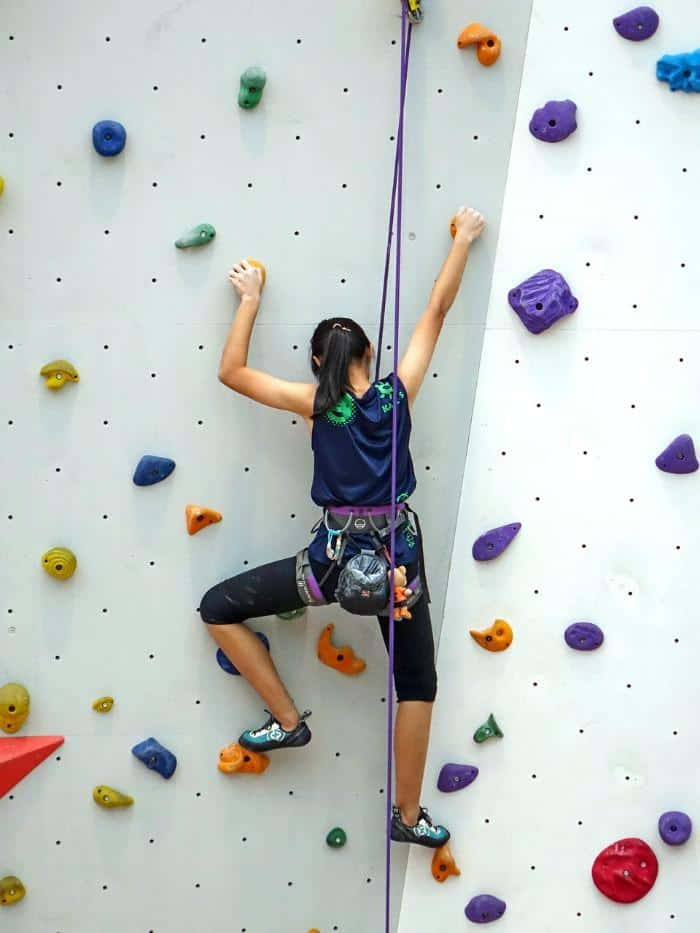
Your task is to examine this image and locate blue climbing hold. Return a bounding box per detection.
[92,120,127,156]
[657,50,700,93]
[472,523,521,561]
[133,455,176,486]
[131,737,177,779]
[216,633,270,675]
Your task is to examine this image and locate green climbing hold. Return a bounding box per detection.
[326,827,347,848]
[277,608,306,621]
[473,713,503,744]
[239,66,267,109]
[175,223,216,249]
[0,875,26,906]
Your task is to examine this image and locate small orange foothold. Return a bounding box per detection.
[432,843,461,883]
[247,258,266,289]
[186,505,222,535]
[470,619,513,652]
[450,217,457,238]
[317,623,366,675]
[457,23,502,66]
[218,742,270,774]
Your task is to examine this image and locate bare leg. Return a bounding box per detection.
[394,700,433,826]
[206,623,300,731]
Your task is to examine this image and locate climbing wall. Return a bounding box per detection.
[400,1,700,931]
[0,2,532,931]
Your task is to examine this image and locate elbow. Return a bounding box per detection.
[218,367,241,389]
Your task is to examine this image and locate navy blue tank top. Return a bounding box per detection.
[308,374,419,566]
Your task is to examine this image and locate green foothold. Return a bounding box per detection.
[276,608,307,621]
[473,713,503,744]
[326,827,347,848]
[0,875,26,906]
[93,785,134,808]
[175,223,216,249]
[238,66,267,109]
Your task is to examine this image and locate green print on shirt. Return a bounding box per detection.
[325,393,357,427]
[376,380,405,414]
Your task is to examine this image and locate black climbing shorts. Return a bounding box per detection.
[199,554,437,703]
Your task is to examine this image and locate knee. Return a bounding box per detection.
[199,586,244,626]
[396,665,437,703]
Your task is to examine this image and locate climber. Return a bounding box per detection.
[199,205,485,846]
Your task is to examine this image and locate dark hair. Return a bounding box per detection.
[310,317,371,418]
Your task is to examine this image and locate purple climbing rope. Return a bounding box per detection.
[378,8,412,933]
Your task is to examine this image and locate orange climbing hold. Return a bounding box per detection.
[431,843,461,883]
[218,742,270,775]
[186,505,222,535]
[317,623,366,675]
[457,23,502,66]
[247,258,266,289]
[470,619,513,652]
[0,736,64,798]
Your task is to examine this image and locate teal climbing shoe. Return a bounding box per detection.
[238,708,312,752]
[391,805,450,848]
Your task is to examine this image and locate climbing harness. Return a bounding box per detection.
[294,502,430,615]
[405,0,423,25]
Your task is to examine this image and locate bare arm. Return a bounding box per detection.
[398,206,485,406]
[218,262,316,418]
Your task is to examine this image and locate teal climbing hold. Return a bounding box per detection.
[473,713,503,744]
[277,608,306,621]
[326,827,347,848]
[175,223,216,249]
[239,66,267,109]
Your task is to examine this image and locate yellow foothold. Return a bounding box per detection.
[0,875,26,906]
[41,547,77,580]
[92,696,114,713]
[470,619,513,652]
[40,359,80,390]
[93,785,134,808]
[0,177,5,197]
[0,683,30,734]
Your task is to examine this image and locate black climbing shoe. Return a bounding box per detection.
[390,805,450,848]
[238,708,312,752]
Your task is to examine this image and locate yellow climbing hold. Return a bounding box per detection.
[0,177,5,197]
[41,547,77,580]
[0,876,26,906]
[247,258,266,290]
[93,785,134,808]
[92,696,114,713]
[40,359,79,390]
[0,683,30,734]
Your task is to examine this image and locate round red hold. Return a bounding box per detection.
[591,837,658,903]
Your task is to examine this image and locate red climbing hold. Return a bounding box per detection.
[591,837,659,903]
[0,735,64,797]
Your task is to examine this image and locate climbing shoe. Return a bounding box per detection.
[391,805,451,848]
[238,708,312,752]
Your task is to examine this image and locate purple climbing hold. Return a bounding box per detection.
[465,894,507,924]
[508,269,579,335]
[613,6,659,41]
[472,523,521,562]
[437,763,479,793]
[655,434,699,475]
[658,811,692,846]
[529,99,577,143]
[564,622,604,651]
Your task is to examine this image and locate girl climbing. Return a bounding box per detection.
[200,204,485,846]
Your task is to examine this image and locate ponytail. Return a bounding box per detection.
[310,318,371,419]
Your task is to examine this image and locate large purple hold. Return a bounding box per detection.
[508,269,579,334]
[437,763,479,793]
[658,811,692,846]
[655,434,699,474]
[465,894,507,924]
[472,523,521,562]
[529,99,577,143]
[613,6,659,41]
[564,622,604,651]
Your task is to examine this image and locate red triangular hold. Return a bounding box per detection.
[0,736,64,797]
